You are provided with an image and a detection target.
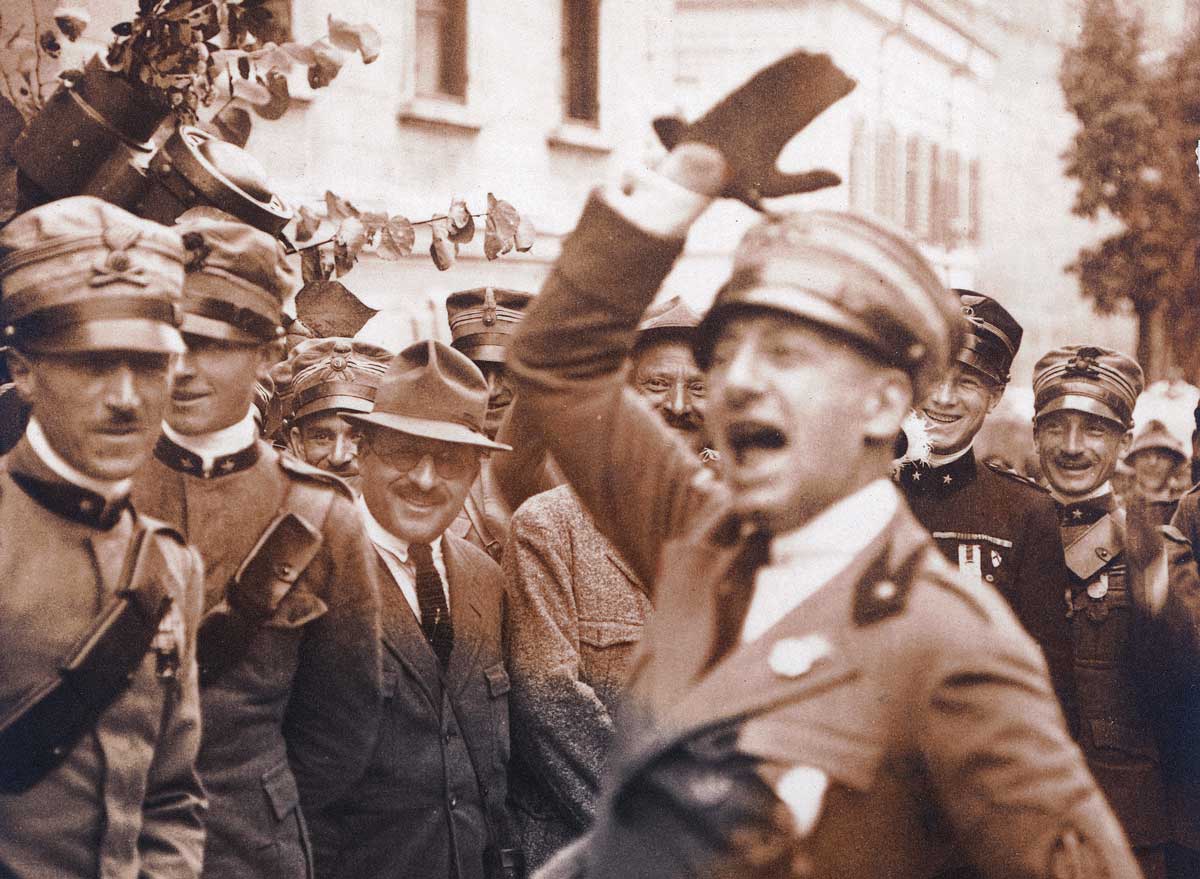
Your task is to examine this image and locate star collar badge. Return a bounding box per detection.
[1072,509,1083,520]
[942,474,952,484]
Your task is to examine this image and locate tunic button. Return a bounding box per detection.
[985,574,995,583]
[1096,547,1110,560]
[448,795,458,809]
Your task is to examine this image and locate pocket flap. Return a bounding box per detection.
[264,590,328,630]
[484,663,510,698]
[578,619,643,649]
[261,761,300,821]
[1089,718,1158,759]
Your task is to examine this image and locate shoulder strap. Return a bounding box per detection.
[1064,511,1124,581]
[0,519,175,793]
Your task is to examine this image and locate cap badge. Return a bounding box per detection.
[91,224,148,287]
[1065,347,1104,379]
[767,634,832,678]
[483,287,497,326]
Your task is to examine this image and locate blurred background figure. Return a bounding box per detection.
[1124,419,1189,516]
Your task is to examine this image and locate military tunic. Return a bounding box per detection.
[0,438,206,879]
[133,435,381,879]
[898,450,1077,728]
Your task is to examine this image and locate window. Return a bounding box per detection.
[562,0,600,123]
[904,135,922,235]
[848,117,868,211]
[968,157,981,243]
[928,142,943,246]
[874,123,898,222]
[416,0,468,100]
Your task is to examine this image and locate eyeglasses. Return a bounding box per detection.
[367,432,480,479]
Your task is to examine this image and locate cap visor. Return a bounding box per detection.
[295,395,376,421]
[1036,394,1126,427]
[180,312,267,346]
[341,410,512,451]
[23,318,185,355]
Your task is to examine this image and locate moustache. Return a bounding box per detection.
[661,410,704,433]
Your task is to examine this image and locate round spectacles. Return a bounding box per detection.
[368,433,480,479]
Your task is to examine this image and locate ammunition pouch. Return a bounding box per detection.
[0,524,173,794]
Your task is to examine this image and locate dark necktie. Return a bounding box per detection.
[410,542,454,666]
[704,527,771,672]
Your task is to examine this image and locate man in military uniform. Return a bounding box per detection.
[510,51,1138,879]
[131,211,382,879]
[314,340,516,879]
[896,291,1075,727]
[280,337,393,493]
[446,287,533,560]
[0,196,206,878]
[503,296,706,870]
[1125,419,1189,516]
[1031,344,1195,879]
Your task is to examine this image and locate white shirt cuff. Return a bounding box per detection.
[602,163,714,239]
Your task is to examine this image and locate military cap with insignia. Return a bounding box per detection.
[283,337,393,421]
[692,210,962,400]
[1126,418,1186,462]
[1033,344,1144,428]
[174,208,297,345]
[0,195,185,354]
[446,287,534,364]
[635,295,703,347]
[952,289,1022,385]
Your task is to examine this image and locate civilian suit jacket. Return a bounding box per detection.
[0,438,206,879]
[503,485,650,869]
[306,529,511,879]
[508,193,1140,879]
[133,440,381,879]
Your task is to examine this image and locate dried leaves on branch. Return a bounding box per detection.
[296,192,535,280]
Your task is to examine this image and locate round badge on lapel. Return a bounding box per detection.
[768,635,832,679]
[1087,576,1109,600]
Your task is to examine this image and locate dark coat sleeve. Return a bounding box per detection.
[507,194,711,590]
[503,500,614,831]
[137,543,207,879]
[284,493,382,813]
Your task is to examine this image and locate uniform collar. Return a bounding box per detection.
[896,446,978,494]
[1053,484,1116,525]
[768,479,899,565]
[355,493,443,565]
[8,430,130,530]
[157,410,260,478]
[25,417,131,501]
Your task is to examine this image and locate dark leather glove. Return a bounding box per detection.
[653,50,855,210]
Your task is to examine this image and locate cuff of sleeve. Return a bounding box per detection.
[603,164,715,239]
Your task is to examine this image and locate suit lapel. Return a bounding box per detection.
[374,553,440,707]
[442,535,485,695]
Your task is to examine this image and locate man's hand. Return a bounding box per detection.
[654,50,856,209]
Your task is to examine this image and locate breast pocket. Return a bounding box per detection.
[485,662,512,772]
[578,619,644,702]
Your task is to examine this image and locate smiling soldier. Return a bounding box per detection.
[896,291,1076,733]
[0,196,206,878]
[509,51,1139,879]
[131,211,382,879]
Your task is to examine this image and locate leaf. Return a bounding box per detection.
[281,41,317,66]
[294,280,378,337]
[207,106,252,147]
[54,6,90,41]
[39,30,62,59]
[300,245,333,283]
[484,192,519,260]
[515,212,536,252]
[324,190,359,222]
[295,205,321,243]
[111,21,133,37]
[359,210,388,229]
[335,216,368,256]
[247,41,295,72]
[327,15,382,64]
[430,219,457,271]
[307,38,345,89]
[252,68,289,119]
[237,55,251,79]
[447,196,475,244]
[231,76,271,104]
[377,215,415,259]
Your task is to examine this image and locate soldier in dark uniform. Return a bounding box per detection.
[446,287,534,560]
[896,291,1076,726]
[280,337,393,494]
[511,50,1139,879]
[131,211,382,879]
[1032,344,1191,879]
[0,196,206,877]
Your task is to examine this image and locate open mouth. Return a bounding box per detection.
[1054,459,1094,473]
[726,420,787,465]
[922,410,958,424]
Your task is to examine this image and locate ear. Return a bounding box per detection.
[6,348,35,403]
[862,369,913,444]
[985,383,1005,414]
[288,424,304,458]
[255,339,284,382]
[1119,429,1134,456]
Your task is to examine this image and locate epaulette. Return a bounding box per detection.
[984,460,1048,493]
[1162,524,1191,547]
[853,546,924,626]
[277,453,354,501]
[138,514,188,547]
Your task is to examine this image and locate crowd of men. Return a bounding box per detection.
[4,47,1200,879]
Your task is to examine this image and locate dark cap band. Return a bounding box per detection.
[4,297,182,342]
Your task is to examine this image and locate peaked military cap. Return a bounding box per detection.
[0,196,185,354]
[952,289,1022,385]
[1127,419,1186,461]
[446,287,533,364]
[635,295,703,345]
[284,337,393,421]
[1032,344,1143,429]
[342,339,512,451]
[693,210,961,400]
[175,208,297,344]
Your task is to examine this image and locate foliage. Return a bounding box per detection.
[295,192,535,279]
[1060,0,1200,376]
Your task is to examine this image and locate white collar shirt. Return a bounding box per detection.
[355,494,448,621]
[26,417,131,501]
[161,408,259,475]
[740,478,900,644]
